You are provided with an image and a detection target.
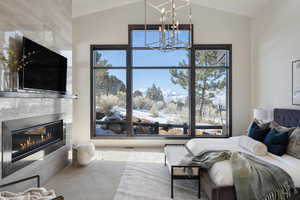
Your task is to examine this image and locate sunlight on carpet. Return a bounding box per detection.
[113,151,207,200]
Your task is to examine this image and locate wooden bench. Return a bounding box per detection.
[164,144,201,199]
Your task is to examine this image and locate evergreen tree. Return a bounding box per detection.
[94,53,126,95]
[170,50,226,121]
[146,84,164,102]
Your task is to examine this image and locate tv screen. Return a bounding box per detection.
[19,37,67,93]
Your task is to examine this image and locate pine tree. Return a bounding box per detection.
[170,50,226,121]
[146,84,164,102]
[94,52,126,95]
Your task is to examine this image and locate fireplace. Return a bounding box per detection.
[2,114,65,178]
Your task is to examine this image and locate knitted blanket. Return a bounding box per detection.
[0,187,56,200]
[181,150,297,200]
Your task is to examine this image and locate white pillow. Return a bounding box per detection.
[239,136,268,156]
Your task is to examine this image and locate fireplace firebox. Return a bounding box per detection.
[2,114,65,178]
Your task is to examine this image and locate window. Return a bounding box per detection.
[132,69,189,136]
[194,46,231,136]
[91,26,232,138]
[91,46,129,137]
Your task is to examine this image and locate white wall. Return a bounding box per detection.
[73,2,252,146]
[251,0,300,118]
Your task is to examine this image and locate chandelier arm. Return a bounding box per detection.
[146,1,163,13]
[144,0,192,50]
[156,1,169,9]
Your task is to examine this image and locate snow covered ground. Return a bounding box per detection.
[113,107,220,126]
[116,107,186,124]
[96,106,222,135]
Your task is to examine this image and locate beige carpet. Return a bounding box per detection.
[45,148,206,200]
[113,151,207,200]
[45,148,131,200]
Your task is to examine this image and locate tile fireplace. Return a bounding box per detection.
[2,114,66,178]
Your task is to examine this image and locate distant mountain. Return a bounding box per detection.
[134,88,187,103]
[162,90,186,103]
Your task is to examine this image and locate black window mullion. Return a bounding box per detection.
[90,46,96,139]
[127,47,133,136]
[228,45,233,137]
[190,47,196,137]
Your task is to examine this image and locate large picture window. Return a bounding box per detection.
[193,45,231,136]
[91,25,232,138]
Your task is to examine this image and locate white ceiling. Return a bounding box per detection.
[72,0,271,18]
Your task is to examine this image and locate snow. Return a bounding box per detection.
[115,107,185,124]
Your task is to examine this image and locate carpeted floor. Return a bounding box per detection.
[113,151,205,200]
[45,148,205,200]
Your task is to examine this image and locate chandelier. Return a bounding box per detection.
[144,0,192,50]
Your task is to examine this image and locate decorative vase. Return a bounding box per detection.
[0,67,10,91]
[0,68,19,91]
[10,71,19,91]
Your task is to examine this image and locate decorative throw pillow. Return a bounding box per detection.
[264,128,289,156]
[287,128,300,159]
[247,120,259,133]
[269,121,295,135]
[247,120,270,143]
[257,121,271,130]
[251,127,271,143]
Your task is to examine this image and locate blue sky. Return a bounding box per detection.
[97,30,190,94]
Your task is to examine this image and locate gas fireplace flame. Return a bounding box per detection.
[19,132,53,150]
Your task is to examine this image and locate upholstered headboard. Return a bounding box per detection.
[274,109,300,128]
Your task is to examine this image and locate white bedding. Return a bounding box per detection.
[186,137,300,187]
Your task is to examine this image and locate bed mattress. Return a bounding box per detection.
[186,137,300,187]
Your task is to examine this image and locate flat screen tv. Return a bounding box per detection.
[19,37,67,94]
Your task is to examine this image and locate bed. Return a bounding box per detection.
[189,109,300,200]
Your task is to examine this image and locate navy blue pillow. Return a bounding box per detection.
[248,121,269,143]
[251,128,271,143]
[264,128,289,156]
[248,120,259,135]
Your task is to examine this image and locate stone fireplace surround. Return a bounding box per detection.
[2,114,66,178]
[0,98,72,192]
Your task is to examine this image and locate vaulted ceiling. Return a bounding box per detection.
[72,0,271,18]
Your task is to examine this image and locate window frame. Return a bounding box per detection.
[90,45,131,139]
[191,44,232,137]
[90,26,232,139]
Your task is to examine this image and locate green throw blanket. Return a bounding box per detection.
[181,150,297,200]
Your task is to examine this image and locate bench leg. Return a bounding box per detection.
[164,154,166,166]
[171,167,174,199]
[198,168,201,199]
[198,179,201,199]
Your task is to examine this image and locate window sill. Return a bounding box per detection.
[91,135,230,140]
